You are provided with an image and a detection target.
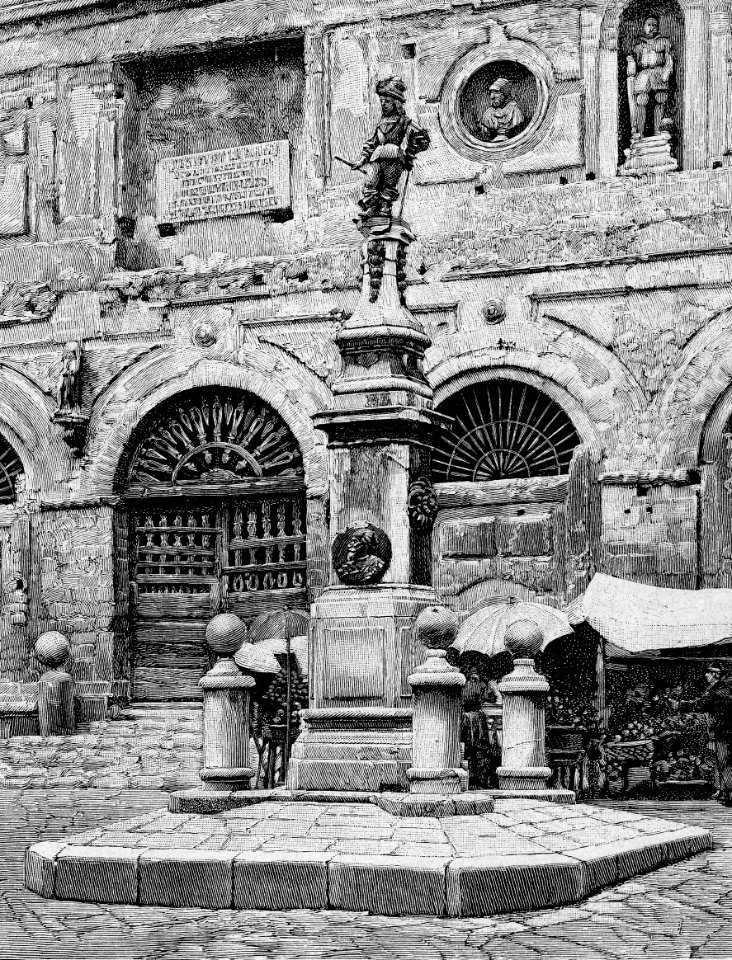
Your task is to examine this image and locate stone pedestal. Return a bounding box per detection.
[496,658,552,790]
[288,215,447,793]
[407,606,467,795]
[620,133,678,176]
[200,658,255,792]
[38,671,75,737]
[408,654,467,794]
[495,621,552,792]
[199,614,256,793]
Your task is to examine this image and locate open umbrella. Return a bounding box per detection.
[249,609,310,644]
[452,598,573,658]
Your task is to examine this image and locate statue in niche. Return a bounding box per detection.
[479,78,525,143]
[57,340,82,412]
[353,76,430,222]
[626,14,674,141]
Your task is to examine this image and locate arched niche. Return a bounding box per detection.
[617,0,685,168]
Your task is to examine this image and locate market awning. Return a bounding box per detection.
[568,573,732,655]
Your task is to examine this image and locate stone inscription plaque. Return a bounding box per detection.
[156,139,291,224]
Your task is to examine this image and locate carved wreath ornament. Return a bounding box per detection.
[408,477,439,530]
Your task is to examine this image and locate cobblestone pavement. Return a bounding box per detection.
[2,790,732,960]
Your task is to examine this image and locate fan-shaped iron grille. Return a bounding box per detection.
[432,380,580,483]
[0,436,22,504]
[125,388,303,489]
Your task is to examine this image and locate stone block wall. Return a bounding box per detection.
[34,505,117,693]
[600,482,699,589]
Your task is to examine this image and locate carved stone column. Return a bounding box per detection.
[288,218,446,792]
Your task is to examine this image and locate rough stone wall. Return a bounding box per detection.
[600,482,699,589]
[34,506,116,693]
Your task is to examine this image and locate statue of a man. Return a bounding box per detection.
[626,14,674,140]
[58,340,82,411]
[355,76,430,221]
[479,78,525,142]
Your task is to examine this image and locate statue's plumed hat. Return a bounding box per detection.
[376,76,407,103]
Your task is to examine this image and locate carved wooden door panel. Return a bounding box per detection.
[224,495,307,622]
[130,503,221,701]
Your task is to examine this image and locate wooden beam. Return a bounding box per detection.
[435,477,568,510]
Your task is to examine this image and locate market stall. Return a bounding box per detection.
[570,574,732,798]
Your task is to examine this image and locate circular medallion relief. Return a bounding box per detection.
[440,43,553,162]
[332,523,392,586]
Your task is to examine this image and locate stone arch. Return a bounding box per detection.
[0,364,67,498]
[83,347,331,499]
[426,334,646,459]
[657,306,732,468]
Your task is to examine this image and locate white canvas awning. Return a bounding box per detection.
[569,573,732,655]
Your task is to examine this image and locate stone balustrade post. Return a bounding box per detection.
[200,613,255,792]
[496,620,552,791]
[35,632,75,737]
[407,606,468,795]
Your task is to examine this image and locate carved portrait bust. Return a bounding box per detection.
[332,523,392,586]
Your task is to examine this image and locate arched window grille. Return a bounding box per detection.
[0,436,23,504]
[432,380,581,483]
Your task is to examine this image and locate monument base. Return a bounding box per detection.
[287,707,413,791]
[289,583,439,792]
[620,133,678,176]
[497,765,553,791]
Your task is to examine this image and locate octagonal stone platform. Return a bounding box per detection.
[25,794,711,917]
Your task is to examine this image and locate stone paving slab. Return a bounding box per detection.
[24,797,712,917]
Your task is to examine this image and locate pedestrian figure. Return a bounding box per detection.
[691,660,732,805]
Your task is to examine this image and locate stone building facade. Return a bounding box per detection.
[0,0,730,717]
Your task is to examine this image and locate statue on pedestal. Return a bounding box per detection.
[479,78,525,143]
[620,13,678,176]
[354,76,430,223]
[626,14,674,141]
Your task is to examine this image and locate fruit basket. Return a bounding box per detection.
[547,725,586,752]
[604,738,654,763]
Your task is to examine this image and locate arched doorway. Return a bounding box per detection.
[0,433,28,681]
[431,377,594,612]
[118,387,307,701]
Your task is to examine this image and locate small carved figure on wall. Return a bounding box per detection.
[626,14,674,141]
[57,340,82,411]
[353,76,430,222]
[332,523,392,585]
[479,78,525,142]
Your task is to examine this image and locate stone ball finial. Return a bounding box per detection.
[205,613,248,655]
[415,605,459,650]
[35,631,70,669]
[503,619,544,659]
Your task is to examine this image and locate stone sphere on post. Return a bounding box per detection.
[415,605,459,654]
[205,613,248,656]
[35,631,70,670]
[496,618,553,793]
[503,619,544,660]
[200,612,255,792]
[408,605,468,797]
[35,631,74,737]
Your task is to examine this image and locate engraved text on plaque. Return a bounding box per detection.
[156,139,291,224]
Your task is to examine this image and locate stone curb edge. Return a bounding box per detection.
[24,825,712,917]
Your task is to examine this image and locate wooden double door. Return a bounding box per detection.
[129,493,307,701]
